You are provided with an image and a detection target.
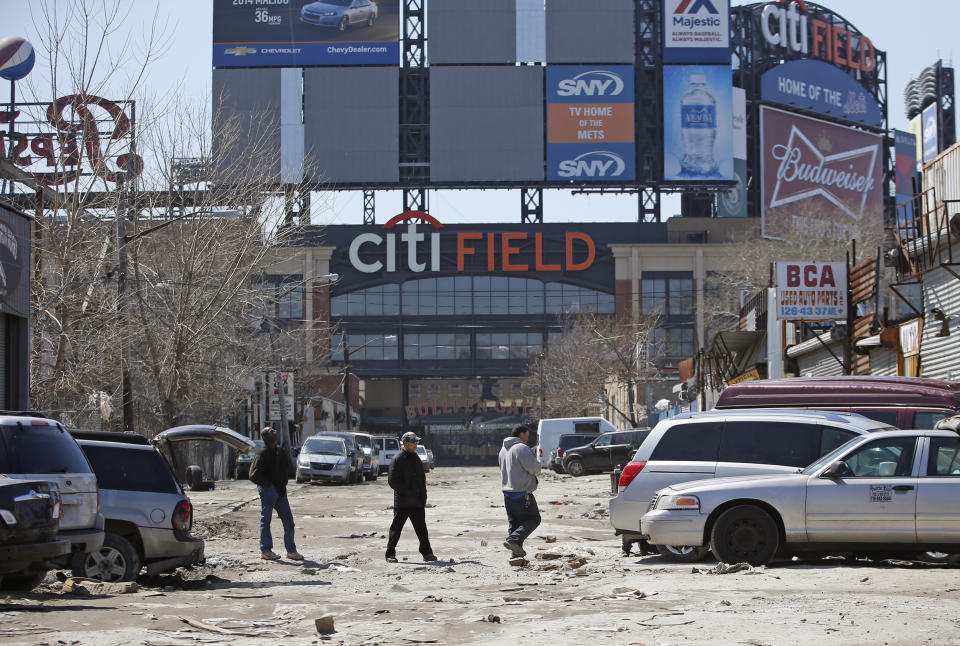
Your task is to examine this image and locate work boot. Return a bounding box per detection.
[503,540,526,558]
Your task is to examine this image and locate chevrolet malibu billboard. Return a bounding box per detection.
[213,0,400,67]
[760,106,883,240]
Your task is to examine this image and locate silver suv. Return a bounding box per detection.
[0,416,104,574]
[609,409,894,562]
[374,435,401,474]
[71,426,255,581]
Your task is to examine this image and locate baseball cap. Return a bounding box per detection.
[401,432,421,443]
[261,427,277,438]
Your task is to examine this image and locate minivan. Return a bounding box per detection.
[714,376,960,429]
[534,417,616,467]
[608,409,895,562]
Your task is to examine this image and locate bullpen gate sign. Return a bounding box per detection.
[776,261,847,321]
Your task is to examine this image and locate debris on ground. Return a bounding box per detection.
[314,615,336,634]
[693,562,762,575]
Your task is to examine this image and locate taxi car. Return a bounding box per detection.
[641,426,960,566]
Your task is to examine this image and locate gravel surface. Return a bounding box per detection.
[1,466,958,645]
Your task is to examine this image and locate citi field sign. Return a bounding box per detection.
[757,0,876,73]
[323,216,663,288]
[348,212,597,274]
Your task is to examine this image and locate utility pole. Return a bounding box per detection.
[116,107,137,433]
[343,333,351,430]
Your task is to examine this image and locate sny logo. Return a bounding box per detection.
[557,151,626,178]
[556,71,625,97]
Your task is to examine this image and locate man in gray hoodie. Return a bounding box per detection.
[499,424,542,558]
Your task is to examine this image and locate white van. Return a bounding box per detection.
[534,417,616,467]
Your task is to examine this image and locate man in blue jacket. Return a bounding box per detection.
[499,424,541,558]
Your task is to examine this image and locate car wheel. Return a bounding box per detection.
[710,505,779,566]
[655,543,711,563]
[295,474,306,484]
[337,17,348,32]
[367,13,376,26]
[185,465,203,490]
[0,571,49,591]
[75,532,141,582]
[565,459,585,477]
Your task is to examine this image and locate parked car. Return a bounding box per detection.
[609,409,895,562]
[562,429,650,477]
[426,448,436,469]
[235,440,264,479]
[351,432,381,481]
[68,426,255,582]
[0,416,104,576]
[300,0,378,31]
[374,435,401,474]
[415,445,432,472]
[534,417,614,467]
[295,436,354,484]
[549,433,602,473]
[642,426,960,566]
[714,376,960,429]
[0,477,69,591]
[313,432,364,483]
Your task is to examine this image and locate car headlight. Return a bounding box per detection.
[322,11,337,15]
[655,494,700,511]
[298,455,309,466]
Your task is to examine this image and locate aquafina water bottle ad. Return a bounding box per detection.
[663,65,734,181]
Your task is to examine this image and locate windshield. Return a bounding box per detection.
[303,438,346,455]
[802,434,865,474]
[319,0,352,6]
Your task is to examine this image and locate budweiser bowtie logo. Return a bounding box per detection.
[768,125,879,221]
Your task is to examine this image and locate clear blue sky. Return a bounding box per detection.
[5,0,957,225]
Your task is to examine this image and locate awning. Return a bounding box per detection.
[855,334,882,349]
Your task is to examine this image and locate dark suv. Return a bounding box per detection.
[549,434,601,473]
[0,477,69,591]
[562,429,650,477]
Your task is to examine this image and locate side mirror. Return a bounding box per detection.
[823,460,848,479]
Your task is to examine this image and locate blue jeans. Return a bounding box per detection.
[504,492,541,546]
[258,486,297,554]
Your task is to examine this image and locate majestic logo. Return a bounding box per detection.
[557,151,627,178]
[225,46,257,56]
[348,212,596,274]
[555,71,625,98]
[674,0,720,14]
[768,125,878,221]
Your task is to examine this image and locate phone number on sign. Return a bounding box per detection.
[779,306,844,318]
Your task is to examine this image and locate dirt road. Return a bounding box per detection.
[2,466,959,645]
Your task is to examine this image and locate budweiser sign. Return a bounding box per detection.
[761,106,882,239]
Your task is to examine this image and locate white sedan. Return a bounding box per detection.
[641,428,960,565]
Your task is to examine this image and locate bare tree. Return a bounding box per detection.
[18,1,324,434]
[524,310,663,426]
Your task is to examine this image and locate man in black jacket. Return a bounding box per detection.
[385,432,437,563]
[249,427,303,561]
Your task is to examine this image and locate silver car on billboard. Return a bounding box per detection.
[300,0,378,31]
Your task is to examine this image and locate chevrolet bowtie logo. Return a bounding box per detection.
[225,46,257,56]
[769,126,878,221]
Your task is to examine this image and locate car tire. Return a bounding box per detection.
[565,459,586,477]
[185,465,203,490]
[337,17,348,32]
[0,571,49,591]
[74,532,142,582]
[710,505,779,566]
[296,474,306,484]
[655,543,711,563]
[367,13,376,26]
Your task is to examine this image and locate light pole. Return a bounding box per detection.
[262,272,339,447]
[538,351,545,421]
[341,332,396,430]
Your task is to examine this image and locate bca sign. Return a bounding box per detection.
[775,261,846,320]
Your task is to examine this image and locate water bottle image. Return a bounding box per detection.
[680,74,718,176]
